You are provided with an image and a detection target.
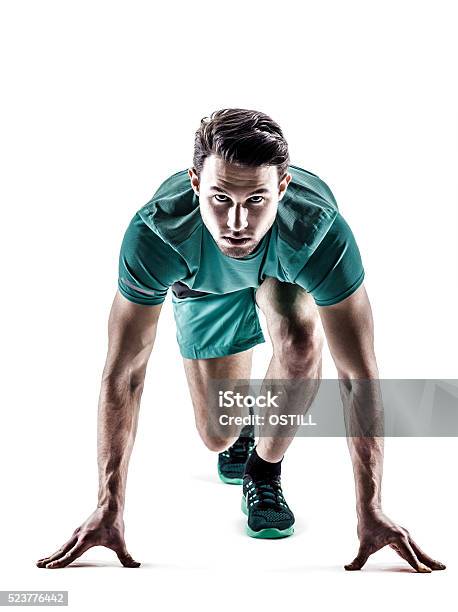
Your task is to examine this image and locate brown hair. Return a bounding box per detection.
[193,108,290,182]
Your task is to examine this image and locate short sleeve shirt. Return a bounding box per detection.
[118,166,365,306]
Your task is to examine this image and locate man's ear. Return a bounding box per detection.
[188,167,200,195]
[278,172,292,201]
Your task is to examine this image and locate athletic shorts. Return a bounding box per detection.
[171,282,266,360]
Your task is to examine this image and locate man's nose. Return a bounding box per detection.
[227,204,248,232]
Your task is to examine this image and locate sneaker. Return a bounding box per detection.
[217,435,255,485]
[241,474,295,538]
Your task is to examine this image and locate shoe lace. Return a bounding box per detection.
[246,477,288,509]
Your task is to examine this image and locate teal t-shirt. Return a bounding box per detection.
[118,165,365,306]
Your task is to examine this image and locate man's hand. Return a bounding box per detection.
[36,507,140,569]
[345,510,446,573]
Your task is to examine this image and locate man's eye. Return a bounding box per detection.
[212,195,264,204]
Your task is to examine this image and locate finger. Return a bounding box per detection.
[408,537,446,571]
[37,528,80,563]
[116,551,141,568]
[110,542,141,568]
[391,537,432,573]
[45,541,92,569]
[344,545,372,571]
[36,535,79,568]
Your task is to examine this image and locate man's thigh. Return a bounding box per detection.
[182,349,254,444]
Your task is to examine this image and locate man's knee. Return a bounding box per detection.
[271,317,324,374]
[199,430,237,453]
[256,278,323,368]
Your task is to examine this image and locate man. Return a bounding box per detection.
[37,108,445,571]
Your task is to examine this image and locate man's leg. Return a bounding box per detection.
[181,348,257,483]
[254,276,324,461]
[240,277,323,538]
[171,284,264,483]
[181,348,254,452]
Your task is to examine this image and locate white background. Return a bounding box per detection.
[1,1,457,610]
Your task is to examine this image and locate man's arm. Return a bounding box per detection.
[97,291,161,515]
[318,283,445,572]
[37,291,162,569]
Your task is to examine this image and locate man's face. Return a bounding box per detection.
[188,154,292,258]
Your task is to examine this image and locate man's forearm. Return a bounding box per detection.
[96,377,143,515]
[348,434,383,518]
[339,377,385,519]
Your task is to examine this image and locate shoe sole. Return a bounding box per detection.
[241,496,294,539]
[217,465,243,485]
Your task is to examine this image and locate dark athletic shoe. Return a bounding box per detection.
[217,435,255,485]
[241,474,295,538]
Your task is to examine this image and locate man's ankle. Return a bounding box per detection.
[244,446,282,480]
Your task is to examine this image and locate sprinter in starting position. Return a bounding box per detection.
[37,108,445,572]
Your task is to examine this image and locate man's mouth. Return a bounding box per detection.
[223,236,252,246]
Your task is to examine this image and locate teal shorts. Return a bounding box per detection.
[171,283,266,359]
